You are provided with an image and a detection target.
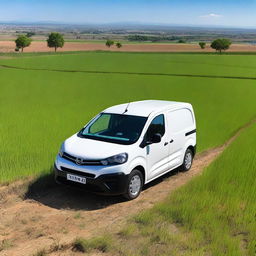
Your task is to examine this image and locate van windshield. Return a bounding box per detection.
[78,113,147,145]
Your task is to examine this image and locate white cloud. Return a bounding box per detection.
[200,13,222,19]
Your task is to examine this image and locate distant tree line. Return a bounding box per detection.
[13,32,232,54]
[127,34,182,42]
[105,40,123,49]
[15,32,65,52]
[198,38,232,53]
[127,35,233,52]
[26,32,36,38]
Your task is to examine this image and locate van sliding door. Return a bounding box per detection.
[167,108,194,169]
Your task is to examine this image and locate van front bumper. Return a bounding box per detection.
[54,164,128,195]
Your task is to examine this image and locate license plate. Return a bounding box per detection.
[67,174,86,184]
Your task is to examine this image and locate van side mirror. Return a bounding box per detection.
[151,133,162,143]
[140,133,162,148]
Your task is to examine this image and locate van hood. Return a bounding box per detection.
[63,134,131,160]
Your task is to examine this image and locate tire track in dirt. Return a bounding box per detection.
[0,118,255,256]
[1,64,256,81]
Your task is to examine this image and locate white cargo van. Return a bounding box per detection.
[54,100,196,200]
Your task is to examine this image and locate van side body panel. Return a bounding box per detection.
[144,105,196,184]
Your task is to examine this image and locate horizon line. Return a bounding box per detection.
[1,20,256,30]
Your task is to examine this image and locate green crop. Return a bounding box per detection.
[0,52,256,182]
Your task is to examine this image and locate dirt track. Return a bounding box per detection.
[1,119,255,256]
[1,41,256,53]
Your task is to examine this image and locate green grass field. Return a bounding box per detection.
[2,52,256,78]
[1,51,256,255]
[89,121,255,256]
[0,52,256,183]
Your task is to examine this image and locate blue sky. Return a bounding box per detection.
[0,0,255,28]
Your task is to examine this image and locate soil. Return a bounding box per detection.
[0,119,255,256]
[1,41,256,53]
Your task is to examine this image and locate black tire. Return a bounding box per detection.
[180,148,194,172]
[124,169,143,200]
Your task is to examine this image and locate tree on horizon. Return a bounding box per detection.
[15,35,32,52]
[47,32,65,52]
[211,38,232,53]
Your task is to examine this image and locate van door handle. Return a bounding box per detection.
[164,142,168,146]
[170,139,174,143]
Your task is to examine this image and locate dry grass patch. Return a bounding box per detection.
[33,249,47,256]
[73,236,112,253]
[0,239,14,251]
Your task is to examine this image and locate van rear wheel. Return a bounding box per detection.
[124,169,143,200]
[181,148,193,172]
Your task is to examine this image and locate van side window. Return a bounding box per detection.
[146,114,165,140]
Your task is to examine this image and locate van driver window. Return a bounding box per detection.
[146,114,165,140]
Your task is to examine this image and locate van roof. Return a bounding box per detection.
[102,100,191,117]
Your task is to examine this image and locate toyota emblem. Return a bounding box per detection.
[75,157,83,165]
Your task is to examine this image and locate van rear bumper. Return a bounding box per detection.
[54,164,128,195]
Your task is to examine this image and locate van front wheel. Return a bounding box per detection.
[181,148,193,172]
[124,169,143,200]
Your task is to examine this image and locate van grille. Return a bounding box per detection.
[62,152,102,166]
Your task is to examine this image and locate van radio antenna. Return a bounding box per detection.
[123,102,130,114]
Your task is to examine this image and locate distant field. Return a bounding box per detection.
[2,51,256,78]
[0,52,256,182]
[1,40,256,53]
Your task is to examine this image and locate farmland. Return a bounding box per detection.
[0,51,256,255]
[1,52,256,183]
[1,40,256,53]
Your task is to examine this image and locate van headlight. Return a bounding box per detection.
[101,153,128,165]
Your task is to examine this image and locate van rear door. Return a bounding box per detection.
[167,108,195,169]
